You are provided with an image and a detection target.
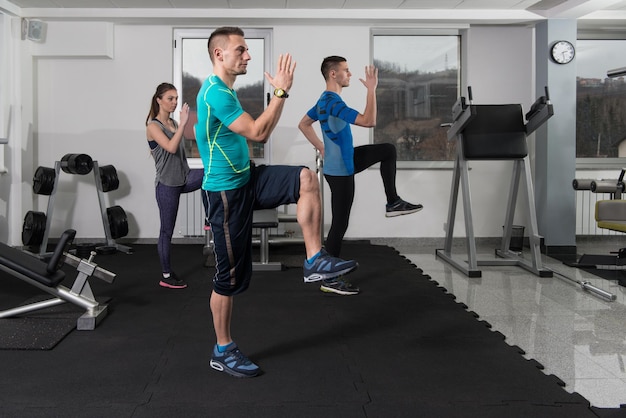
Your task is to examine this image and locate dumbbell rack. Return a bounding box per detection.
[32,159,132,257]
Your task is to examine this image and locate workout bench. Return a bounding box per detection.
[569,169,626,268]
[253,209,283,271]
[0,229,115,330]
[596,199,626,234]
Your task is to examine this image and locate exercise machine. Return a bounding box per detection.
[0,229,116,330]
[568,63,626,269]
[436,87,554,278]
[571,168,626,268]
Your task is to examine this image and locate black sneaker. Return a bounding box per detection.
[159,273,187,289]
[303,249,358,283]
[320,277,360,296]
[210,343,260,378]
[385,198,423,218]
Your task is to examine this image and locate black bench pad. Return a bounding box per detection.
[253,222,279,228]
[0,243,65,287]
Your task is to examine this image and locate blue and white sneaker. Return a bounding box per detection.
[303,249,358,283]
[210,343,260,378]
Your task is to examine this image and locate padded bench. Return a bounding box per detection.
[253,209,283,271]
[0,229,115,330]
[0,230,73,287]
[596,200,626,233]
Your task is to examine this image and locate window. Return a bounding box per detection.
[372,30,461,164]
[576,39,626,164]
[173,28,272,166]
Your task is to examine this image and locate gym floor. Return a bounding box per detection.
[2,237,626,416]
[382,237,626,409]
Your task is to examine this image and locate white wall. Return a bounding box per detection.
[0,14,24,246]
[0,14,9,243]
[32,24,171,242]
[3,19,564,244]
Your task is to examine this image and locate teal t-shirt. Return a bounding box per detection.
[195,74,250,192]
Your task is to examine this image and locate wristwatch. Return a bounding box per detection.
[274,88,289,99]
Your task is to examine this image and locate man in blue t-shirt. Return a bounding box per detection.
[195,28,357,379]
[299,56,422,290]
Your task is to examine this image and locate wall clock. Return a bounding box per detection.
[551,40,575,64]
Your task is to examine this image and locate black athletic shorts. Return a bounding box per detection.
[208,164,305,296]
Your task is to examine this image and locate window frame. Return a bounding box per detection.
[370,27,464,170]
[173,28,273,169]
[575,35,626,170]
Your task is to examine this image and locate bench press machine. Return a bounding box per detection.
[0,229,115,330]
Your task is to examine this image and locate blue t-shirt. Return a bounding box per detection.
[306,91,359,176]
[195,74,250,192]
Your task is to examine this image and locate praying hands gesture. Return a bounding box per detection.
[264,53,297,92]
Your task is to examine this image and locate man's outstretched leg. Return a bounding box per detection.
[354,144,423,217]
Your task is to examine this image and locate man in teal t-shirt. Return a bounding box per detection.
[195,27,358,379]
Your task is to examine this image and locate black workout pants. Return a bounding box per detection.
[324,143,399,257]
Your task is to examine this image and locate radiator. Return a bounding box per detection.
[178,190,206,237]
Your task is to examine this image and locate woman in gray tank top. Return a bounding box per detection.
[146,83,208,289]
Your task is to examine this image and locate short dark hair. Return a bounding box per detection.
[207,27,245,63]
[321,56,346,80]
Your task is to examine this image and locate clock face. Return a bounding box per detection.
[551,40,575,64]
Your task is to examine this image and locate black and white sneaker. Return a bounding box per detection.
[320,277,360,296]
[385,198,423,218]
[159,273,187,289]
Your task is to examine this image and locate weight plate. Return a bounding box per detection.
[74,242,96,259]
[60,153,93,175]
[22,210,47,246]
[107,205,128,239]
[100,165,120,192]
[32,166,56,195]
[96,245,117,255]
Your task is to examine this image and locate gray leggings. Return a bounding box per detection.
[156,168,208,274]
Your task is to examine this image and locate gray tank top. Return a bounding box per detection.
[147,119,190,187]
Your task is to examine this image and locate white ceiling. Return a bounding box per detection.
[1,0,626,31]
[2,0,626,12]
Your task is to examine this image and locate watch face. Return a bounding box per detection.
[551,40,575,64]
[274,88,288,98]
